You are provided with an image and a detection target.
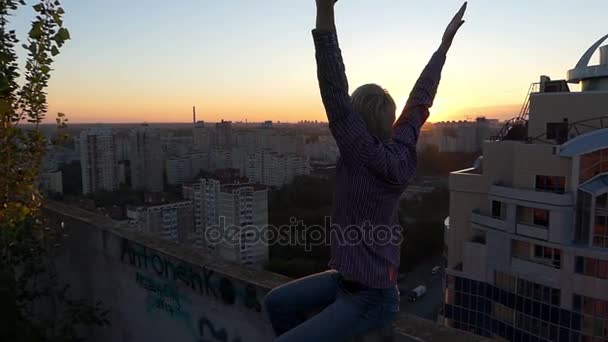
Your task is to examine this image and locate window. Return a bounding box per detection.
[517,206,550,227]
[576,256,585,273]
[580,148,608,184]
[534,209,550,227]
[512,273,561,306]
[593,196,608,248]
[494,303,515,324]
[598,194,608,210]
[574,294,608,320]
[492,201,505,219]
[535,175,566,194]
[513,239,561,268]
[495,271,517,293]
[576,191,593,244]
[575,256,608,279]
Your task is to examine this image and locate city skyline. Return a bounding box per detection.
[11,0,608,123]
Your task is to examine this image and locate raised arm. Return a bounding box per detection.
[394,2,467,135]
[313,1,466,184]
[313,0,352,124]
[313,0,382,168]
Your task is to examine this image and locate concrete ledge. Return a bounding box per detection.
[44,201,488,342]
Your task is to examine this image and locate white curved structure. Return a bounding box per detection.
[568,34,608,91]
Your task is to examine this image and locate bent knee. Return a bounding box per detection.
[263,287,282,313]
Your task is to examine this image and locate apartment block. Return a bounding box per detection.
[127,201,194,243]
[129,124,164,192]
[79,127,118,194]
[443,36,608,341]
[186,179,269,267]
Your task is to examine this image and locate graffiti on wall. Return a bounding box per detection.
[121,238,262,312]
[197,315,242,342]
[135,272,191,319]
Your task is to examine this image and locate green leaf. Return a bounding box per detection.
[57,27,71,41]
[33,4,44,12]
[50,46,60,57]
[52,13,63,26]
[29,22,43,39]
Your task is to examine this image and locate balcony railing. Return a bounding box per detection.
[471,209,507,231]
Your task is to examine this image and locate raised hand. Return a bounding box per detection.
[440,2,467,52]
[315,0,338,31]
[316,0,337,8]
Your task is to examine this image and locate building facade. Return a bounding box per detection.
[129,124,164,192]
[127,201,194,243]
[213,120,233,149]
[166,157,192,186]
[192,121,211,151]
[433,117,502,153]
[443,36,608,341]
[187,179,269,267]
[39,170,63,195]
[80,127,118,194]
[245,150,311,187]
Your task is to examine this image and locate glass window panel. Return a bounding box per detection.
[492,201,503,219]
[594,217,607,236]
[584,297,595,316]
[552,289,561,306]
[574,295,582,312]
[600,260,608,280]
[586,258,599,277]
[534,209,550,227]
[598,194,608,209]
[576,256,585,273]
[535,245,544,258]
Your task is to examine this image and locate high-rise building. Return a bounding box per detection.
[183,178,221,239]
[443,35,608,341]
[162,135,193,158]
[432,118,502,153]
[80,127,118,194]
[193,121,211,151]
[39,170,63,196]
[127,201,194,243]
[245,150,311,187]
[215,183,269,267]
[187,179,268,267]
[214,120,233,148]
[114,134,130,162]
[129,124,164,192]
[166,157,192,186]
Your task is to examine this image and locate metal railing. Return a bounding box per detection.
[529,115,608,144]
[490,82,540,141]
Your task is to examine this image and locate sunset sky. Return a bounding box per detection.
[11,0,608,123]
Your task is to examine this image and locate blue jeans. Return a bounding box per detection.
[264,270,399,342]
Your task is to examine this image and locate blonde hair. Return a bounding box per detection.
[351,84,396,140]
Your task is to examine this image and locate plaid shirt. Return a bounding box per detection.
[313,29,447,288]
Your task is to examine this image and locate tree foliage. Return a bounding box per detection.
[0,1,109,340]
